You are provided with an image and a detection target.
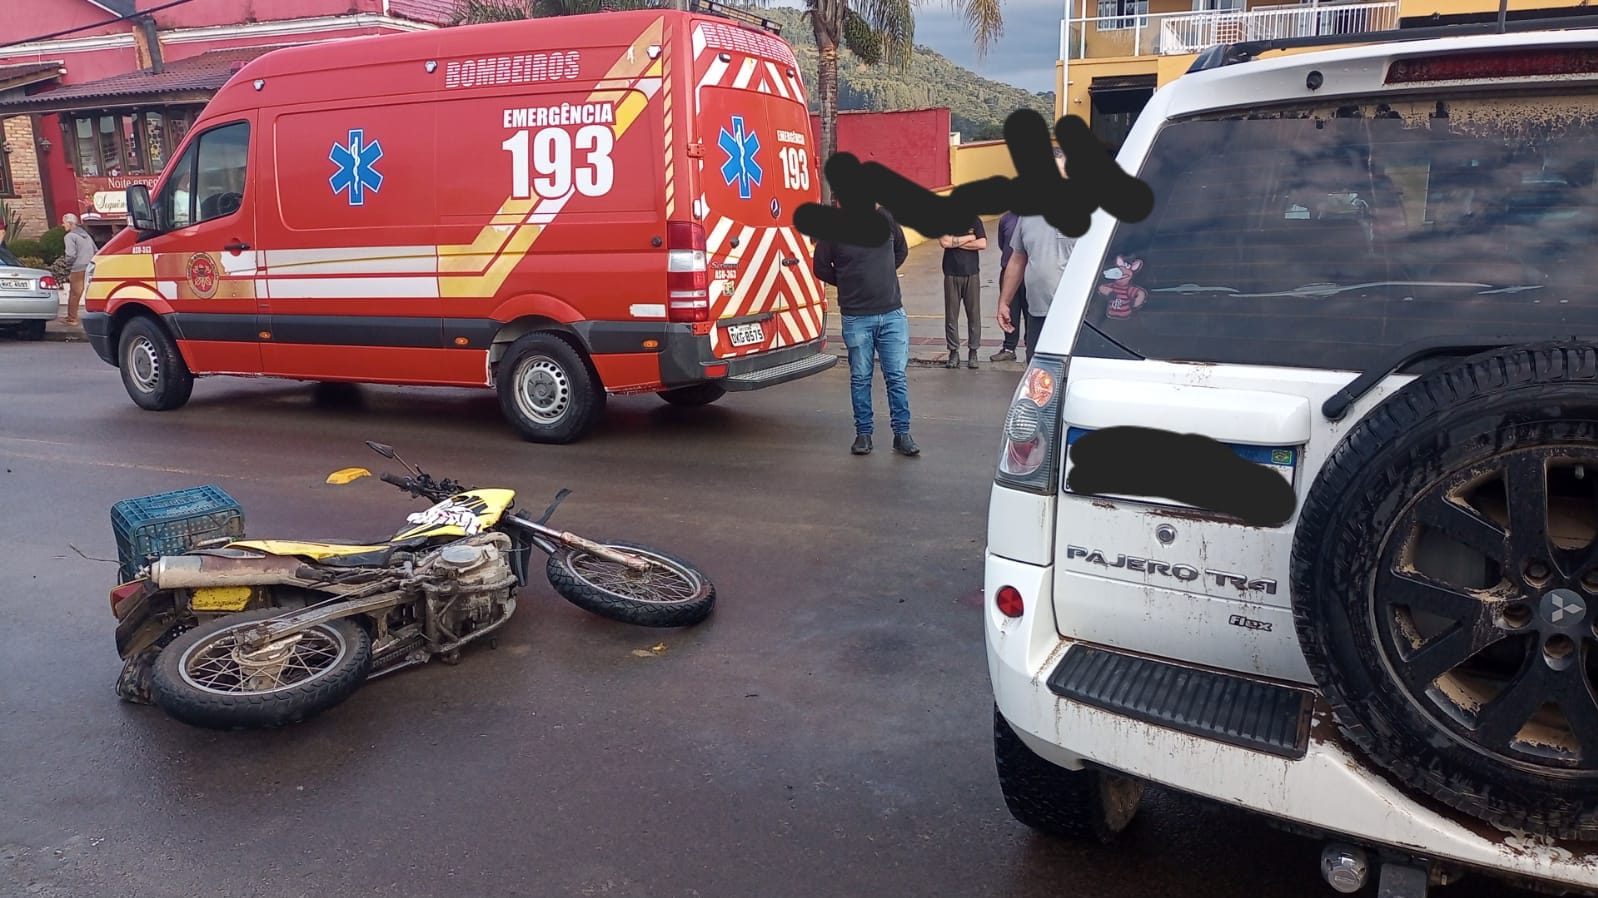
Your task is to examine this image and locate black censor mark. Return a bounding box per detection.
[1067,427,1297,528]
[793,109,1155,248]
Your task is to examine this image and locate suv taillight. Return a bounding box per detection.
[996,354,1068,495]
[38,275,58,291]
[666,220,709,323]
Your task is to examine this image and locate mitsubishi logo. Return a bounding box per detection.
[1542,589,1587,627]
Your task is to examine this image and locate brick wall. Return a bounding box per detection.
[2,116,49,236]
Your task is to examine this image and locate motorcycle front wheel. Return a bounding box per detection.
[546,540,715,628]
[149,608,372,730]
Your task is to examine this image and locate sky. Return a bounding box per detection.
[767,0,1064,94]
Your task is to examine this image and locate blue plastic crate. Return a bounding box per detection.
[111,485,245,582]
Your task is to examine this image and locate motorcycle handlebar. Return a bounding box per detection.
[380,472,413,492]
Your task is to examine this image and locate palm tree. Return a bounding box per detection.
[803,0,1001,203]
[453,0,1005,203]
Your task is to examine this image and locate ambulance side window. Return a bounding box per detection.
[193,121,250,225]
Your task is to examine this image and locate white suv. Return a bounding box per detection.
[987,21,1598,898]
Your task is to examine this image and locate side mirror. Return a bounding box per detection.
[366,441,396,459]
[127,184,157,232]
[326,467,372,485]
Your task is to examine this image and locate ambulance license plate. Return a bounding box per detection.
[0,279,30,290]
[727,322,764,347]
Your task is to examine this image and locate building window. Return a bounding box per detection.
[0,130,15,197]
[1098,0,1149,30]
[66,107,202,178]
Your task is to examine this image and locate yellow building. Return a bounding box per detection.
[1058,0,1596,148]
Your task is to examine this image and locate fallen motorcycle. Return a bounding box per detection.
[109,441,714,730]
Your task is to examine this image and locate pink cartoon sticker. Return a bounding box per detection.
[1099,256,1147,319]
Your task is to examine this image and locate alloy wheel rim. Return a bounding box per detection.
[1376,446,1598,770]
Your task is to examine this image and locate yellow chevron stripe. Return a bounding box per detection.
[438,17,666,298]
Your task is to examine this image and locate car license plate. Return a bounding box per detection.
[0,279,30,290]
[726,322,764,347]
[191,585,253,612]
[1063,427,1297,500]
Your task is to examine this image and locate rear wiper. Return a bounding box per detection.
[1322,334,1598,421]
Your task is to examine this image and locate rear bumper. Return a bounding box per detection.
[579,319,836,390]
[984,550,1598,892]
[0,293,56,321]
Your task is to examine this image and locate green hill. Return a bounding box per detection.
[739,6,1055,141]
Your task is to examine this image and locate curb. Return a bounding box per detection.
[821,338,1026,373]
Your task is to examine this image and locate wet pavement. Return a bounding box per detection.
[0,342,1537,898]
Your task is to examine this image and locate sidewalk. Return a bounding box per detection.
[818,216,1025,372]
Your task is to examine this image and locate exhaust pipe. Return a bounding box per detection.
[148,554,310,589]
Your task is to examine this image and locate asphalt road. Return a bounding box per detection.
[0,342,1536,898]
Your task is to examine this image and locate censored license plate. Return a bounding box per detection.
[1063,427,1298,499]
[0,279,31,290]
[726,322,765,347]
[191,585,253,612]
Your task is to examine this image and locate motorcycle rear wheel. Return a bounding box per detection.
[149,608,372,730]
[547,540,715,628]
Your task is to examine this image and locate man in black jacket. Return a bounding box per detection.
[813,205,919,456]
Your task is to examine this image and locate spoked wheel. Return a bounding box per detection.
[149,608,371,730]
[1375,446,1598,769]
[1291,342,1598,840]
[546,540,715,627]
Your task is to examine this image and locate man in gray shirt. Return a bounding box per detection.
[995,150,1076,362]
[60,213,97,326]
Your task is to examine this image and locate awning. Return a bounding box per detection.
[0,47,283,116]
[0,61,66,95]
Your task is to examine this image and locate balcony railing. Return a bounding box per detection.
[1060,2,1399,60]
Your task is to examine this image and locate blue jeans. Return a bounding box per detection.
[841,308,911,436]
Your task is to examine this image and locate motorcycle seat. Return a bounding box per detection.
[227,537,431,568]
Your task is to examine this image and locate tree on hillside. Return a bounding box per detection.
[797,0,1001,203]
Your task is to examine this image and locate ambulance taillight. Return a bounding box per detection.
[666,220,709,323]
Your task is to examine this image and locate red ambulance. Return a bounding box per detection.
[82,7,834,443]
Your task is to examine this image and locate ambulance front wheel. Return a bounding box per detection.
[497,332,605,444]
[118,315,194,412]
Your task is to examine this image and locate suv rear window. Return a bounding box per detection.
[1080,90,1598,372]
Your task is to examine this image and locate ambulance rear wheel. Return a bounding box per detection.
[119,315,193,411]
[657,384,726,407]
[497,332,604,444]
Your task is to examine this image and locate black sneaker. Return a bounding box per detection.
[945,351,960,369]
[967,353,979,369]
[990,349,1017,362]
[851,433,873,455]
[893,433,920,456]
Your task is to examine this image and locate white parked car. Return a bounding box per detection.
[987,19,1598,898]
[0,243,59,341]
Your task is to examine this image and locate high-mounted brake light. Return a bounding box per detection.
[666,220,709,323]
[1386,48,1598,84]
[996,354,1068,495]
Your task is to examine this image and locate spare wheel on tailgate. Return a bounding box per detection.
[1291,341,1598,840]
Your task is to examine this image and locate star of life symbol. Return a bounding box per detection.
[406,500,482,535]
[718,115,762,201]
[329,129,384,207]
